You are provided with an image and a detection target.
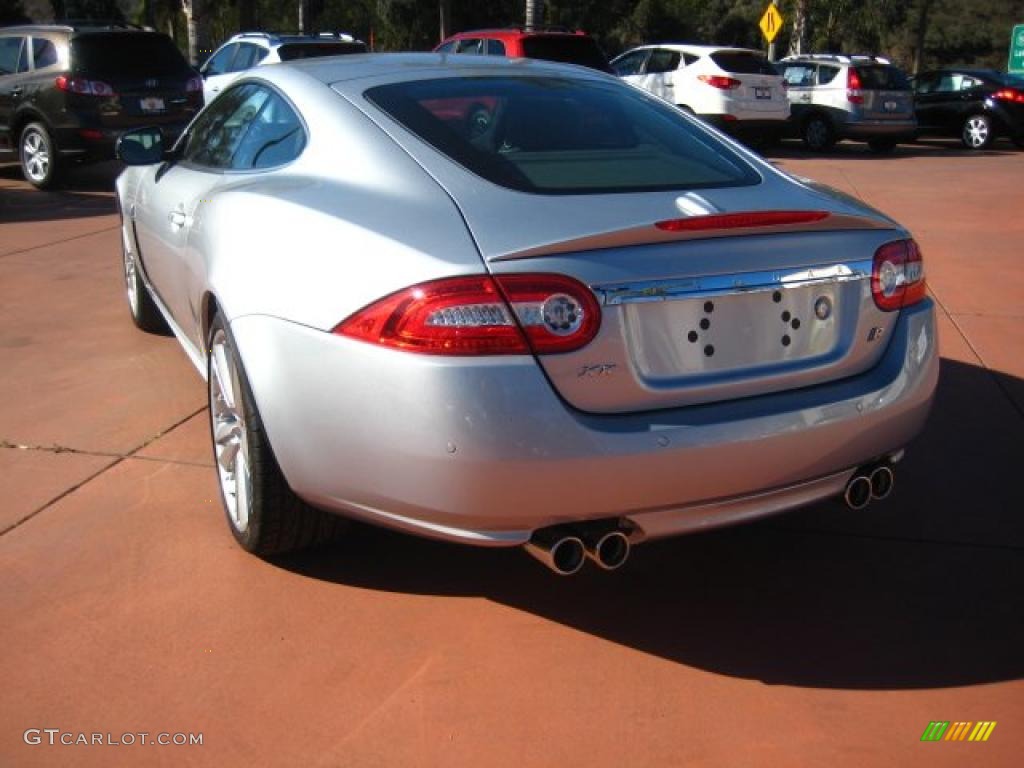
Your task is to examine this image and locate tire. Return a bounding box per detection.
[961,114,993,149]
[121,219,170,334]
[207,313,346,556]
[19,122,63,189]
[801,115,835,152]
[867,138,897,154]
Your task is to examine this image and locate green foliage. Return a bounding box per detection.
[115,0,1021,71]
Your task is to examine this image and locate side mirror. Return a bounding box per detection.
[116,127,165,165]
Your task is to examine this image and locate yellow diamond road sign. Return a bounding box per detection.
[760,3,783,43]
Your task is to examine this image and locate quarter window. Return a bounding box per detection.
[232,43,264,72]
[183,84,269,169]
[31,38,58,69]
[231,90,306,169]
[486,39,506,56]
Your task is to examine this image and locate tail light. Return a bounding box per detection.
[55,75,115,96]
[992,88,1024,103]
[186,76,203,93]
[334,274,601,356]
[698,75,742,90]
[871,239,926,311]
[847,68,864,104]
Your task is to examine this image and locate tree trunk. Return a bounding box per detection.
[439,0,451,43]
[182,0,209,67]
[525,0,544,31]
[788,0,808,57]
[912,0,934,75]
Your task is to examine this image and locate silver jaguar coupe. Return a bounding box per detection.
[115,54,937,575]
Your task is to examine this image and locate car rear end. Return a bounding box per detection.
[987,72,1024,142]
[53,31,201,158]
[694,48,789,136]
[231,65,937,550]
[840,62,915,142]
[515,32,612,73]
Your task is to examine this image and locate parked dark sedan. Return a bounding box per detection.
[913,69,1024,149]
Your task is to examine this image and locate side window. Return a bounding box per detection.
[0,36,26,76]
[486,39,506,56]
[782,64,816,87]
[31,38,59,70]
[611,50,648,77]
[436,41,456,54]
[959,76,981,91]
[646,49,681,74]
[182,84,270,169]
[817,66,839,85]
[455,38,483,55]
[231,90,306,169]
[17,38,29,73]
[202,43,237,76]
[681,53,699,67]
[231,43,263,72]
[913,74,935,94]
[935,73,959,93]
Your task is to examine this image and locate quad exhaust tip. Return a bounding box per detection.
[843,461,897,510]
[524,525,631,575]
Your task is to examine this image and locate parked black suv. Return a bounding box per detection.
[0,24,202,188]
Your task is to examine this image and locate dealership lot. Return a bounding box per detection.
[1,142,1022,766]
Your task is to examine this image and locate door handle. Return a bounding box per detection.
[168,210,190,229]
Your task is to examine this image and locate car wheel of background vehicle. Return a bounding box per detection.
[961,114,993,149]
[801,115,834,152]
[867,138,897,154]
[208,313,346,556]
[121,223,170,334]
[19,122,62,189]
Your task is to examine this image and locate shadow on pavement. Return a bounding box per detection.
[763,137,1022,161]
[0,162,118,224]
[275,357,1024,691]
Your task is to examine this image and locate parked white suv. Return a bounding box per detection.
[610,44,789,143]
[200,32,366,103]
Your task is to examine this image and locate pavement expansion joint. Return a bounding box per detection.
[0,405,208,537]
[0,224,119,261]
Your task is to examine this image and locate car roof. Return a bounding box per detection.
[284,52,611,86]
[616,44,762,56]
[445,28,587,40]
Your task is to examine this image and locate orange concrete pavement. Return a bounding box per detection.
[1,144,1022,767]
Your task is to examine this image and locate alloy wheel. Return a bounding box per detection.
[21,128,50,183]
[209,330,252,533]
[963,116,990,149]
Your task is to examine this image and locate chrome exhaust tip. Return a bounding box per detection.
[869,465,895,500]
[523,532,586,576]
[844,474,872,511]
[584,530,631,571]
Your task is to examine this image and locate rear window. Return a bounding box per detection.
[276,42,366,61]
[365,76,760,195]
[72,33,188,76]
[710,51,777,75]
[854,65,910,90]
[519,35,611,73]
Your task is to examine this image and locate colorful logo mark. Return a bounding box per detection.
[921,721,997,742]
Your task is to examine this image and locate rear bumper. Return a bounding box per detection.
[839,120,917,141]
[54,121,189,159]
[230,299,938,547]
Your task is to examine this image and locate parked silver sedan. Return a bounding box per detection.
[115,54,937,575]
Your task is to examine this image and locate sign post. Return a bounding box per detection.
[1010,24,1024,74]
[760,2,784,62]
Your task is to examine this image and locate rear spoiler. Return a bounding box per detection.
[489,210,897,262]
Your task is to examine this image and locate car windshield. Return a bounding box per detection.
[520,35,611,73]
[854,65,911,90]
[365,76,761,195]
[710,51,778,75]
[276,42,366,61]
[71,33,189,76]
